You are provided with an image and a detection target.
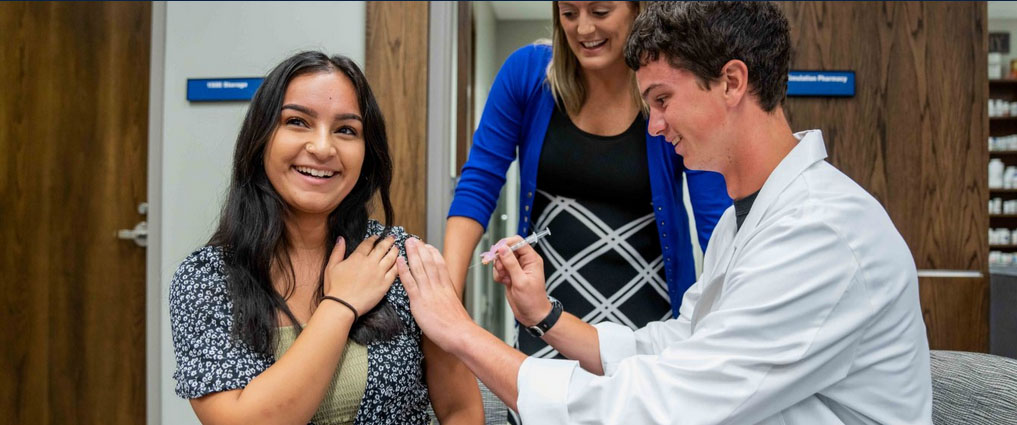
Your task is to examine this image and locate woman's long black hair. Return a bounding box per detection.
[209,51,401,354]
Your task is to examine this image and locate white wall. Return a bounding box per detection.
[495,19,553,69]
[473,1,498,123]
[990,18,1017,75]
[989,2,1017,75]
[153,2,365,423]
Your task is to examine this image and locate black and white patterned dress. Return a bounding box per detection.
[517,105,671,359]
[169,221,430,425]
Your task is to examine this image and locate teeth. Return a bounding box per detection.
[582,40,606,48]
[295,166,335,178]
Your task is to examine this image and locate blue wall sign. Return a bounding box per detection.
[187,78,264,102]
[787,71,855,97]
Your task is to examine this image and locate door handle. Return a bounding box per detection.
[115,202,148,247]
[116,221,148,247]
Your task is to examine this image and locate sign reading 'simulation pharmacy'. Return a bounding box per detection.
[787,71,855,97]
[187,78,264,102]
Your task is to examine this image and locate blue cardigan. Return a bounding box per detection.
[448,45,731,316]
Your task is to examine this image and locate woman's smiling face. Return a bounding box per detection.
[263,71,365,217]
[557,1,637,72]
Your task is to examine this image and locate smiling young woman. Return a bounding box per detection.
[168,51,481,425]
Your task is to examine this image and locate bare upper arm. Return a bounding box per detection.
[422,335,484,424]
[188,388,248,425]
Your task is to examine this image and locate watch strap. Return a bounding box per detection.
[526,296,563,337]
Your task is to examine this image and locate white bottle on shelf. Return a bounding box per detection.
[991,52,1003,80]
[990,158,1005,189]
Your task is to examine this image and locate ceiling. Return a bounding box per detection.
[489,2,1017,21]
[485,3,1017,24]
[990,2,1017,20]
[489,1,551,21]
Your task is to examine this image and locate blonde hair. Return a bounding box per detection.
[546,1,647,116]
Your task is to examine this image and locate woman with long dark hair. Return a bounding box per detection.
[169,51,481,424]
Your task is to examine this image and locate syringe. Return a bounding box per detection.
[478,228,552,265]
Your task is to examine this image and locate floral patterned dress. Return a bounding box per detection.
[169,221,430,424]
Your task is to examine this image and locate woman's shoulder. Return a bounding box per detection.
[172,245,226,282]
[505,43,551,73]
[366,220,415,269]
[365,220,415,245]
[169,245,229,308]
[365,220,418,314]
[506,42,552,66]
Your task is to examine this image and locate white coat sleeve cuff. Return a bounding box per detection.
[595,321,637,376]
[517,357,579,425]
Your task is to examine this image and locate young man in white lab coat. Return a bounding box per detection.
[396,2,933,424]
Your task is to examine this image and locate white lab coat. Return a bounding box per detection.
[516,130,933,424]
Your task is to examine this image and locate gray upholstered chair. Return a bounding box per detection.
[428,380,508,425]
[930,350,1017,424]
[478,381,509,424]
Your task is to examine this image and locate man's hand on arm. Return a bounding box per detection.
[398,238,527,411]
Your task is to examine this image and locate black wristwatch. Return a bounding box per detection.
[525,296,563,337]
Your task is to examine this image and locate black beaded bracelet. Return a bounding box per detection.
[322,295,359,323]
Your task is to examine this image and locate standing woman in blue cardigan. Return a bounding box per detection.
[445,0,730,361]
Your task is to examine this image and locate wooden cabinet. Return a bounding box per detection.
[919,277,989,351]
[781,1,988,351]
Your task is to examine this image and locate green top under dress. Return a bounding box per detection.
[275,326,369,425]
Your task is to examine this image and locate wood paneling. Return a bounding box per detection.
[920,277,989,351]
[456,2,475,175]
[781,2,988,351]
[0,2,150,423]
[365,2,429,239]
[782,2,988,271]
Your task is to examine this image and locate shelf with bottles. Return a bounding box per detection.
[989,134,1017,152]
[990,197,1017,213]
[990,98,1017,118]
[989,79,1017,121]
[988,133,1017,190]
[988,80,1017,265]
[989,227,1017,265]
[991,249,1017,265]
[990,250,1017,265]
[988,158,1017,190]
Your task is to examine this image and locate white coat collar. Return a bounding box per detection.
[731,129,828,249]
[690,130,828,332]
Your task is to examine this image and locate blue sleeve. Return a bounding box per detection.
[447,45,546,230]
[685,168,730,249]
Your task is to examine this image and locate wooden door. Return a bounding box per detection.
[781,1,988,351]
[0,2,150,423]
[456,1,475,175]
[365,1,430,239]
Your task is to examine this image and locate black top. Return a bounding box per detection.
[734,190,760,230]
[169,221,430,425]
[521,104,670,358]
